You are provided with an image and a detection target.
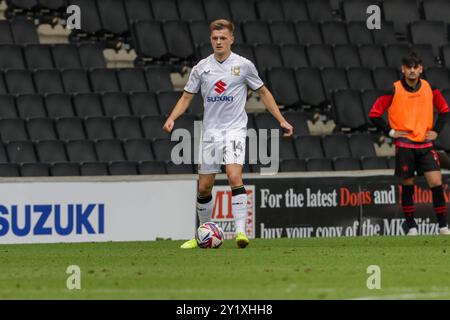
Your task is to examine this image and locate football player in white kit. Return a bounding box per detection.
[163,19,293,248]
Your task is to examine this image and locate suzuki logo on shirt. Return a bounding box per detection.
[214,80,227,94]
[207,80,234,102]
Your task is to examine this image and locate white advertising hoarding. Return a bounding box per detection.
[0,179,197,244]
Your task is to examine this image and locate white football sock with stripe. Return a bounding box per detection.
[197,195,213,225]
[232,186,247,235]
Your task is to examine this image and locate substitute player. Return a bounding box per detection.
[369,52,450,235]
[163,19,293,248]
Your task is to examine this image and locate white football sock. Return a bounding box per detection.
[232,193,248,234]
[197,195,213,225]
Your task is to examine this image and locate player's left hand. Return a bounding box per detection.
[280,121,294,137]
[425,130,438,141]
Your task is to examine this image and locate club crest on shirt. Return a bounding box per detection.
[231,66,240,76]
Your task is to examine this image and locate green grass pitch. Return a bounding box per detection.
[1,236,450,299]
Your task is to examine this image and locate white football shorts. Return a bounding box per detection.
[198,128,247,174]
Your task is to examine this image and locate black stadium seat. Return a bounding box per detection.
[256,0,284,22]
[229,0,258,22]
[321,21,348,45]
[97,0,129,36]
[36,140,67,163]
[5,69,35,94]
[0,95,18,119]
[424,68,450,91]
[0,21,14,45]
[361,156,388,170]
[242,21,272,46]
[113,116,142,140]
[10,19,39,44]
[342,0,374,22]
[0,118,28,141]
[109,161,138,175]
[333,157,361,171]
[124,139,154,162]
[151,0,179,21]
[95,139,126,162]
[145,66,173,92]
[0,44,25,69]
[101,92,131,117]
[45,94,74,118]
[129,92,160,117]
[89,68,120,93]
[56,117,86,141]
[322,134,352,158]
[132,21,168,61]
[347,22,373,45]
[280,159,307,172]
[348,133,376,158]
[266,67,300,107]
[295,21,322,45]
[203,0,232,21]
[332,90,366,130]
[0,163,19,176]
[281,0,309,22]
[306,158,333,171]
[77,43,106,69]
[280,45,308,69]
[410,21,447,57]
[33,69,64,94]
[321,68,349,100]
[85,117,115,140]
[307,44,335,68]
[68,0,102,35]
[269,21,297,46]
[295,68,327,107]
[372,67,399,91]
[66,140,97,162]
[423,0,450,25]
[16,94,46,119]
[117,68,148,93]
[141,116,170,140]
[346,67,375,91]
[383,0,421,35]
[124,0,153,22]
[80,162,108,176]
[283,111,310,136]
[24,44,53,69]
[152,139,179,162]
[333,45,361,69]
[27,118,57,141]
[20,163,50,177]
[178,0,206,21]
[384,44,410,69]
[372,21,397,46]
[163,21,195,60]
[358,44,386,68]
[7,141,37,163]
[305,0,333,21]
[254,44,283,73]
[61,69,91,94]
[139,161,166,174]
[295,136,324,159]
[52,44,81,69]
[51,163,81,176]
[73,93,103,118]
[157,91,181,116]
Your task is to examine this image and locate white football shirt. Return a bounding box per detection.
[184,52,264,132]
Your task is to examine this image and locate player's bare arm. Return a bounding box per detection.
[162,91,195,133]
[257,85,294,137]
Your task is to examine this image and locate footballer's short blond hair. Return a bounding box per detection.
[209,19,235,35]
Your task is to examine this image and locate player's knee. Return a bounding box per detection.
[227,172,242,187]
[198,183,213,196]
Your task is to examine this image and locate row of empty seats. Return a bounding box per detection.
[0,133,379,163]
[218,43,446,74]
[0,155,396,177]
[0,67,174,94]
[266,67,450,108]
[0,43,106,69]
[0,110,311,141]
